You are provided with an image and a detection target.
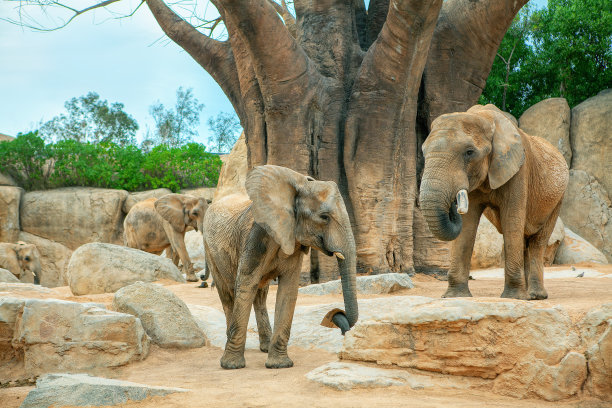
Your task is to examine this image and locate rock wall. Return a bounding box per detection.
[0,187,22,243]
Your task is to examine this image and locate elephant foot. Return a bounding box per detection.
[528,286,548,300]
[220,352,246,369]
[442,285,472,298]
[186,273,199,282]
[265,354,293,369]
[500,287,529,300]
[259,339,270,353]
[198,281,208,288]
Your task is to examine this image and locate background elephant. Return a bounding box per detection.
[419,104,568,300]
[0,242,41,284]
[204,165,358,369]
[124,193,208,282]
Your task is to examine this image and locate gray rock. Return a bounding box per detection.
[0,282,52,294]
[122,188,172,214]
[67,243,185,295]
[554,227,608,265]
[298,273,413,296]
[0,268,19,283]
[113,282,206,349]
[0,186,22,242]
[20,373,187,408]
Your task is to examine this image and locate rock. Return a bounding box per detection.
[0,268,19,283]
[20,187,129,250]
[122,188,172,214]
[554,228,608,265]
[67,243,185,296]
[0,282,52,295]
[18,232,72,287]
[560,170,612,262]
[306,362,435,391]
[0,297,149,377]
[545,218,565,265]
[519,97,572,166]
[578,304,612,401]
[340,296,586,401]
[570,89,612,195]
[20,373,187,408]
[184,230,205,264]
[113,282,206,349]
[180,187,215,203]
[471,215,504,269]
[0,186,22,242]
[213,132,247,201]
[299,273,413,296]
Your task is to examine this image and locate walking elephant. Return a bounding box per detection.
[124,193,208,282]
[419,104,568,300]
[204,165,358,369]
[0,242,41,284]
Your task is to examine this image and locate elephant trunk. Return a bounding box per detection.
[419,177,463,242]
[327,230,359,334]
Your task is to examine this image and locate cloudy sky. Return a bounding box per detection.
[0,0,233,146]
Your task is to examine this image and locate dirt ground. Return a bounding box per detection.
[1,265,612,408]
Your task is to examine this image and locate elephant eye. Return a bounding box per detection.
[25,256,30,261]
[464,149,476,159]
[320,214,330,223]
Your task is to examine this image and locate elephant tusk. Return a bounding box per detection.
[456,189,469,215]
[334,252,345,260]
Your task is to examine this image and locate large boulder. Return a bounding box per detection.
[67,243,185,296]
[519,97,572,166]
[0,186,22,242]
[299,273,413,296]
[578,304,612,401]
[122,188,172,214]
[180,187,215,203]
[560,170,612,262]
[18,232,72,287]
[184,230,205,264]
[340,297,587,401]
[20,373,187,408]
[0,297,149,378]
[570,89,612,195]
[113,282,206,349]
[213,132,247,201]
[0,268,19,283]
[554,228,608,265]
[20,187,129,250]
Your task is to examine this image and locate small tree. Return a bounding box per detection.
[207,112,242,153]
[39,92,138,146]
[145,87,205,148]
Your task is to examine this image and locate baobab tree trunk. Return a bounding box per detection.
[148,0,528,276]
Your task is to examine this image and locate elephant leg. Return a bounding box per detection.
[499,214,529,300]
[444,205,483,298]
[253,285,272,353]
[266,256,301,369]
[525,205,560,300]
[162,224,197,282]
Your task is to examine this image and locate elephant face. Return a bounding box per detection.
[15,242,41,285]
[155,194,208,234]
[419,104,525,241]
[246,165,358,328]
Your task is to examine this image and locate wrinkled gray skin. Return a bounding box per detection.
[419,104,568,300]
[124,194,208,282]
[0,242,41,284]
[204,165,358,369]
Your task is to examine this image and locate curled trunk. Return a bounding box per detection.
[419,189,463,242]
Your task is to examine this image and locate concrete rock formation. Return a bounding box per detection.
[122,188,172,214]
[554,228,608,265]
[18,231,71,287]
[0,268,19,283]
[20,373,186,408]
[0,297,149,379]
[299,273,413,296]
[113,282,207,349]
[67,243,185,295]
[578,304,612,400]
[180,187,215,203]
[213,132,247,201]
[0,186,22,243]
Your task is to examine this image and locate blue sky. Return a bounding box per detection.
[0,0,547,145]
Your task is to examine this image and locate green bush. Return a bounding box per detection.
[0,133,222,192]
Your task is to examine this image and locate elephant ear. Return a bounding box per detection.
[472,104,525,190]
[155,194,187,232]
[246,165,306,256]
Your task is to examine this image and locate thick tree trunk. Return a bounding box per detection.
[146,0,528,278]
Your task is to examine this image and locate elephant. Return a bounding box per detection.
[419,104,568,300]
[0,242,41,284]
[124,193,208,282]
[204,165,358,369]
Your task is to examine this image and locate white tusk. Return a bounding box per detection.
[456,189,469,214]
[334,252,345,260]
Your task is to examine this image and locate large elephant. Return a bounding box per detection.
[204,165,358,369]
[0,242,41,284]
[124,193,208,282]
[419,104,568,300]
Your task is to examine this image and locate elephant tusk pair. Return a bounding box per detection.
[456,189,469,215]
[334,252,345,260]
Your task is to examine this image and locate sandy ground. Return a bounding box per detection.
[2,265,612,408]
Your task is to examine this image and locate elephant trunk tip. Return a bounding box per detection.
[321,308,355,335]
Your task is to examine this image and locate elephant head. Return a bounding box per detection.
[246,165,359,330]
[419,104,525,241]
[15,242,42,285]
[155,194,209,235]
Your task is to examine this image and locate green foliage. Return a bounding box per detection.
[39,92,139,146]
[481,0,612,117]
[207,111,242,153]
[0,133,221,192]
